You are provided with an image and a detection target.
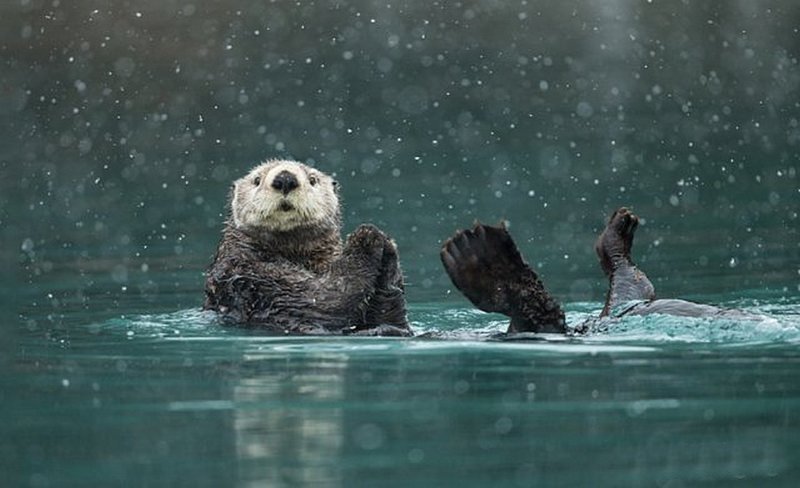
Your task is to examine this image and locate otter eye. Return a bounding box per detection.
[253,176,261,186]
[309,175,318,186]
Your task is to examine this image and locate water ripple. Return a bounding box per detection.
[76,299,800,348]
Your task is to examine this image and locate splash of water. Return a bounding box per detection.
[87,298,800,347]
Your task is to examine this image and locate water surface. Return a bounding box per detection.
[7,293,800,487]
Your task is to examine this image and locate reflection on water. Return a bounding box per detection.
[232,353,348,486]
[222,324,798,486]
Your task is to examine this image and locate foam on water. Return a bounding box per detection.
[86,297,800,348]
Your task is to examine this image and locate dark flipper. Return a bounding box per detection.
[595,208,655,317]
[441,223,566,333]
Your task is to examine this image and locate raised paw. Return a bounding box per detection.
[608,207,639,239]
[345,224,389,261]
[363,233,408,328]
[440,223,526,315]
[376,237,404,289]
[441,223,565,333]
[595,207,639,276]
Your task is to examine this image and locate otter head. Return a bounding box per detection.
[231,160,341,234]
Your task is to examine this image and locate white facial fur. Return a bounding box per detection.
[231,160,340,232]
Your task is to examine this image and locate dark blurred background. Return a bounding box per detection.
[3,0,798,318]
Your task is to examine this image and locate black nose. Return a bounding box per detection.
[271,170,299,195]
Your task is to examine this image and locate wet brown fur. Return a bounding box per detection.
[203,160,410,336]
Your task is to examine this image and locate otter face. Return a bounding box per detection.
[231,160,341,232]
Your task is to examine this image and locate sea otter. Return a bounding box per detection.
[441,207,745,334]
[204,159,411,336]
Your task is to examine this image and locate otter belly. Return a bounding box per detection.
[624,299,748,318]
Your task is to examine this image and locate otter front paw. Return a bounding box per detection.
[364,283,409,328]
[344,224,391,263]
[376,237,404,288]
[347,223,388,245]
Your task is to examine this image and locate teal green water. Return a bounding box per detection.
[6,287,800,486]
[4,0,800,486]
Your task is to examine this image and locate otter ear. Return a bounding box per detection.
[331,179,339,190]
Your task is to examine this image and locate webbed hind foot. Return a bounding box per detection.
[441,223,565,334]
[595,207,639,276]
[596,207,656,316]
